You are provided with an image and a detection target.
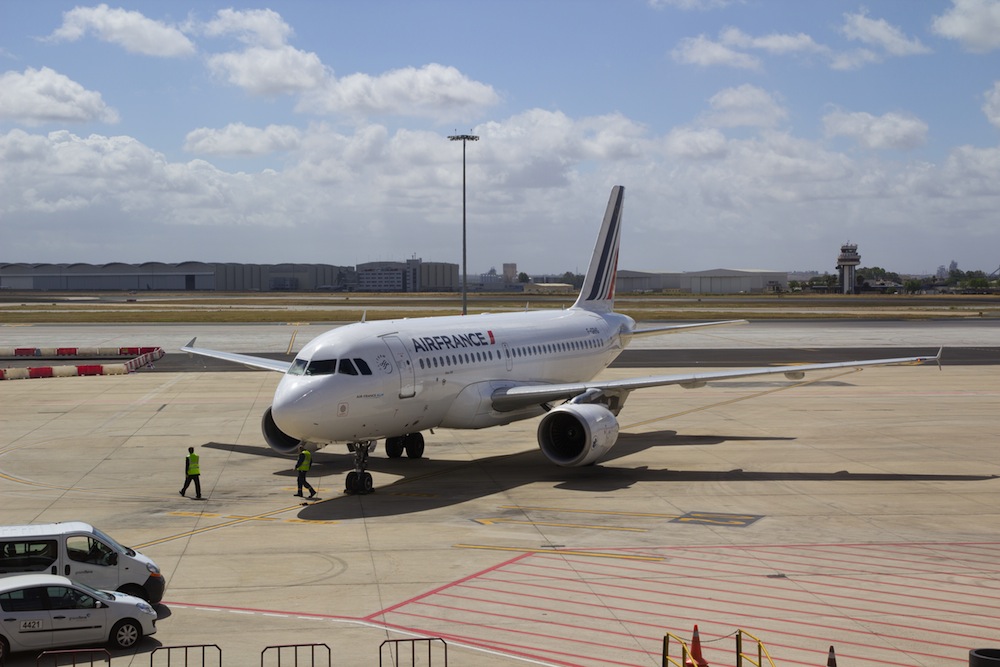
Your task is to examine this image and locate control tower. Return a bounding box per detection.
[837,243,860,294]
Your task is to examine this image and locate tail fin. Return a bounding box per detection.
[572,185,624,313]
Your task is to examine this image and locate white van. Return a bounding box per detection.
[0,522,165,604]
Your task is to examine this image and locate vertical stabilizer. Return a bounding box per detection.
[572,185,624,313]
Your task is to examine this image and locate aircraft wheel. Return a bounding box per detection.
[385,436,404,458]
[360,472,373,493]
[404,433,425,459]
[345,471,358,494]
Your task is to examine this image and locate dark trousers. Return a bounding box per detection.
[297,470,315,495]
[182,474,201,498]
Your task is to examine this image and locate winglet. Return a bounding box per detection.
[572,185,624,313]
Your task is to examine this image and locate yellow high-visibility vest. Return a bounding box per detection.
[296,450,312,471]
[187,453,200,475]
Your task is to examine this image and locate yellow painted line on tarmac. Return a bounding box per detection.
[135,504,312,548]
[454,544,664,561]
[474,518,647,532]
[623,369,860,431]
[498,505,680,520]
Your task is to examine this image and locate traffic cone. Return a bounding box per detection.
[826,645,837,667]
[684,624,710,667]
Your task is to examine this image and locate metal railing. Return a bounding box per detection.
[149,644,222,667]
[661,632,692,667]
[379,638,447,667]
[736,629,777,667]
[260,643,331,667]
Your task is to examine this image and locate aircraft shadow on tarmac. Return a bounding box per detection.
[202,432,997,521]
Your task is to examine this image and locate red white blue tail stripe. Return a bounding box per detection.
[573,185,624,313]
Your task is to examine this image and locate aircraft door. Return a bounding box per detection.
[381,335,416,398]
[502,342,513,371]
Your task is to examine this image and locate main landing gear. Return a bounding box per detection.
[343,433,425,495]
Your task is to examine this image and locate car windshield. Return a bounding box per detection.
[91,527,124,554]
[71,579,115,602]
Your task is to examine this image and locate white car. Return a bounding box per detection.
[0,574,157,661]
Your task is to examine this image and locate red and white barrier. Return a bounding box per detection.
[0,347,163,381]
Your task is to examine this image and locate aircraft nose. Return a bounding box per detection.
[270,376,324,440]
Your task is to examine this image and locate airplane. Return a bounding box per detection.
[183,186,940,494]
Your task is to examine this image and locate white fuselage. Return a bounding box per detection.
[270,307,635,445]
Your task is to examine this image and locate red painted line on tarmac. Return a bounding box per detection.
[388,608,656,667]
[535,553,999,646]
[466,553,977,664]
[364,551,530,621]
[493,558,993,656]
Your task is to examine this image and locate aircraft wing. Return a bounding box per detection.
[490,349,942,412]
[181,338,292,373]
[630,319,748,336]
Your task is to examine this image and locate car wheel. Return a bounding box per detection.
[0,634,9,666]
[110,619,142,649]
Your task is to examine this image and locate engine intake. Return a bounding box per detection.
[536,403,620,467]
[262,407,302,454]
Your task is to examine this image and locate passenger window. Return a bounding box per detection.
[354,358,372,375]
[46,586,95,610]
[0,587,47,612]
[0,540,57,573]
[338,359,358,375]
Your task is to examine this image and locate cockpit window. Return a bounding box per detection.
[288,359,308,376]
[338,359,358,375]
[306,359,338,376]
[354,358,372,375]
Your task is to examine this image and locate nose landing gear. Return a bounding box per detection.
[343,433,426,495]
[344,441,376,495]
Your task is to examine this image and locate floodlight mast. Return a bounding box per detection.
[448,134,479,315]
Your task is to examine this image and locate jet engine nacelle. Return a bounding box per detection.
[261,407,302,455]
[536,403,620,467]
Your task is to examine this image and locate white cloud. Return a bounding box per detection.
[672,35,760,69]
[829,48,882,71]
[932,0,1000,53]
[702,85,787,128]
[184,123,302,156]
[0,67,119,125]
[823,110,928,150]
[297,63,500,121]
[47,3,195,57]
[720,27,828,56]
[841,9,930,56]
[201,8,293,49]
[664,127,728,159]
[983,82,1000,128]
[207,45,328,96]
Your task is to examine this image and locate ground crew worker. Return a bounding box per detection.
[180,446,202,499]
[294,444,317,498]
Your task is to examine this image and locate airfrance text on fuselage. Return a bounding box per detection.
[412,331,495,353]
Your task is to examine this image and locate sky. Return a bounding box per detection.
[2,1,1000,276]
